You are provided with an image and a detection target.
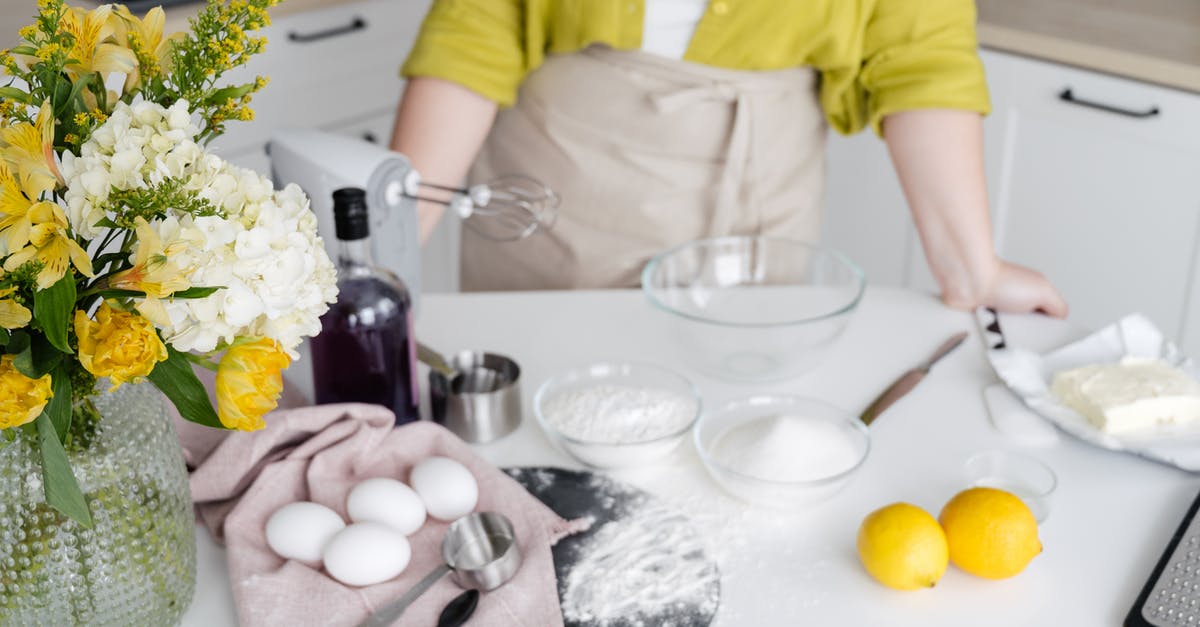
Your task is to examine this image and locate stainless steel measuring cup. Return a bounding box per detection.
[425,347,522,443]
[357,512,522,627]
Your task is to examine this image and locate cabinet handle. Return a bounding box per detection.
[287,17,367,43]
[362,131,378,144]
[1058,88,1160,119]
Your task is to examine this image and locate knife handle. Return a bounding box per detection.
[860,369,927,426]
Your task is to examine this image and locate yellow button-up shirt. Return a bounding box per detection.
[401,0,990,135]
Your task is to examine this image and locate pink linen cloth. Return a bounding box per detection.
[177,403,580,627]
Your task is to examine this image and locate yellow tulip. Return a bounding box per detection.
[0,354,52,430]
[74,301,168,390]
[215,338,290,431]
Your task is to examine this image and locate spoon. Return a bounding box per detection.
[436,589,479,627]
[418,341,459,380]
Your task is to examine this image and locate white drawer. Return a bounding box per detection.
[980,48,1200,153]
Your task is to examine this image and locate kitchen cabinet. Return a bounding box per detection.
[825,48,1200,356]
[207,0,461,293]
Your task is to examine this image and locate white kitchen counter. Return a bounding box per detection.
[182,287,1200,626]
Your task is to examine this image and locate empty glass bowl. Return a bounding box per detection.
[641,236,866,381]
[533,362,701,469]
[964,450,1057,523]
[693,396,870,509]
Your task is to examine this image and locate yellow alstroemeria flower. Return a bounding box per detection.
[3,201,94,289]
[74,301,168,390]
[59,5,136,80]
[0,101,60,197]
[114,5,183,90]
[0,354,52,430]
[110,217,190,298]
[0,285,31,329]
[215,338,291,431]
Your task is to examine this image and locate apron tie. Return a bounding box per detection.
[649,81,780,237]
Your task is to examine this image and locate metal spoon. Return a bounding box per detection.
[417,341,459,380]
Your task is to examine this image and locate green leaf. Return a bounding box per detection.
[170,286,223,299]
[13,334,62,379]
[0,86,29,102]
[45,366,72,441]
[6,330,29,356]
[93,217,121,229]
[9,45,36,56]
[204,82,254,106]
[36,413,92,527]
[33,274,76,354]
[61,72,93,117]
[148,345,222,429]
[0,328,9,346]
[96,288,145,300]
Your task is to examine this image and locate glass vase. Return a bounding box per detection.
[0,381,197,625]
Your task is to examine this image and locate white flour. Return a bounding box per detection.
[560,497,719,626]
[540,384,696,444]
[710,415,862,482]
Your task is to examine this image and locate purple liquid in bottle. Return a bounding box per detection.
[310,187,419,425]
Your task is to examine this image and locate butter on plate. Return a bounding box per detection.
[1051,358,1200,434]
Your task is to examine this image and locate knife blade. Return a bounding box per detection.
[859,331,970,426]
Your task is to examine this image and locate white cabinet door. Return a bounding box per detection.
[939,50,1200,353]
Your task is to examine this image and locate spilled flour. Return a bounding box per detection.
[559,499,719,625]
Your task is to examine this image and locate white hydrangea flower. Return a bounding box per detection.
[64,98,338,358]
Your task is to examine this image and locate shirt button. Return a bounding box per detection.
[711,1,729,15]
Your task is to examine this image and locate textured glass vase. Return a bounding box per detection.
[0,381,196,625]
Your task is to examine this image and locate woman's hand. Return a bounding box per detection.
[882,109,1068,319]
[940,257,1068,317]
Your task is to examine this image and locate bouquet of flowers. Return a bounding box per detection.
[0,0,338,526]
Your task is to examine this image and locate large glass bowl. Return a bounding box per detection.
[694,395,870,509]
[533,362,701,469]
[641,236,865,381]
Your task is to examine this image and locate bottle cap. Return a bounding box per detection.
[332,187,370,240]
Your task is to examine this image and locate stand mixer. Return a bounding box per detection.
[268,129,559,309]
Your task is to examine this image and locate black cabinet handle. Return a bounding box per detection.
[362,131,378,144]
[1058,88,1160,119]
[288,17,367,43]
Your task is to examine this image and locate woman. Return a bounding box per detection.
[389,0,1067,317]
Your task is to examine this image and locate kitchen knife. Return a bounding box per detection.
[859,331,970,426]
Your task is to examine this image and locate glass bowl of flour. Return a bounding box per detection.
[533,362,701,469]
[694,395,869,508]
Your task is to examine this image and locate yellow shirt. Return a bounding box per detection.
[401,0,990,136]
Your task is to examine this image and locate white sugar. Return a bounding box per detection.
[710,415,862,482]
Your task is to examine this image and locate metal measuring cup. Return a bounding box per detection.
[423,344,522,443]
[357,512,522,627]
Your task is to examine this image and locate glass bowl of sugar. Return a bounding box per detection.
[694,395,869,509]
[533,362,702,469]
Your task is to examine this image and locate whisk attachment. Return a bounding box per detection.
[401,174,559,242]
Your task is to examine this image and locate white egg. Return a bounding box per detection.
[265,502,346,564]
[409,456,479,521]
[346,477,427,536]
[322,522,412,587]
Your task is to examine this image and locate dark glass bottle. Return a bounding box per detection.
[311,187,419,424]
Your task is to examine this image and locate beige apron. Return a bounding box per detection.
[463,45,827,291]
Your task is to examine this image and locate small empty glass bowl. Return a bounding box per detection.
[964,450,1057,523]
[641,236,865,381]
[694,396,870,509]
[533,362,701,469]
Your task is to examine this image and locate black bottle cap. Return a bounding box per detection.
[332,187,370,240]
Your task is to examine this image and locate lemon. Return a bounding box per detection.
[856,502,949,590]
[939,487,1042,579]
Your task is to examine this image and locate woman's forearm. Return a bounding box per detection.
[882,109,1067,316]
[390,77,498,242]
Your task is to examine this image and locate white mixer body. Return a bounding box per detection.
[267,129,422,311]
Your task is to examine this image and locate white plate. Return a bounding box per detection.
[987,313,1200,472]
